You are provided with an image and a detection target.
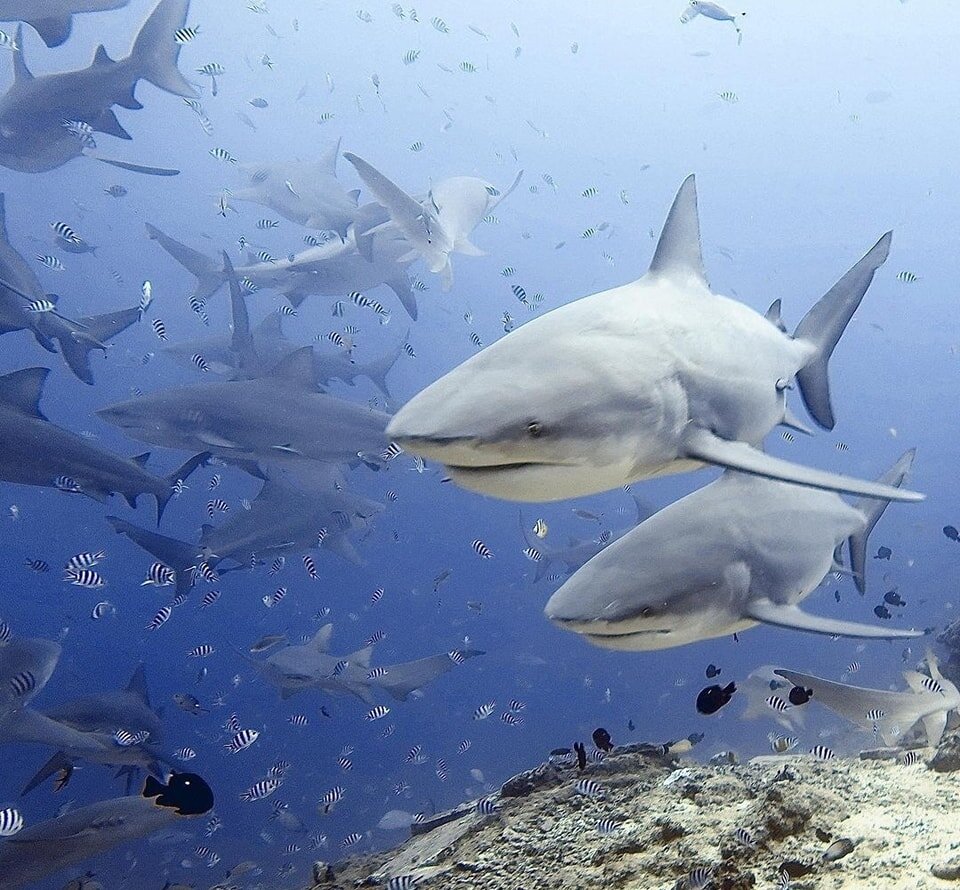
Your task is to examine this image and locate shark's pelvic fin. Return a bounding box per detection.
[0,367,49,419]
[793,232,892,430]
[681,429,924,502]
[646,174,707,290]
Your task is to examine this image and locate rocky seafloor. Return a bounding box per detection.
[304,734,960,890]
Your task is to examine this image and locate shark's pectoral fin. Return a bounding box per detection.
[455,238,486,257]
[922,711,948,747]
[28,16,72,48]
[21,750,72,796]
[681,429,924,503]
[94,109,132,141]
[745,598,922,639]
[91,156,180,177]
[781,405,813,436]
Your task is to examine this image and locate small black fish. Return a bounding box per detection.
[627,718,635,732]
[834,590,841,603]
[696,682,736,715]
[884,589,906,607]
[705,663,721,678]
[687,732,705,745]
[320,706,331,718]
[592,727,613,752]
[788,685,813,706]
[874,604,892,620]
[874,546,892,560]
[142,772,213,815]
[769,678,788,691]
[944,525,959,542]
[574,741,586,771]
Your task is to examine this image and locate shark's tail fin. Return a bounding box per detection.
[374,650,484,701]
[145,223,224,301]
[129,0,197,98]
[57,306,140,385]
[793,232,892,430]
[848,449,915,594]
[156,452,210,523]
[360,337,405,399]
[107,514,199,601]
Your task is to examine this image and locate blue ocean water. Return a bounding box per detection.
[0,0,953,886]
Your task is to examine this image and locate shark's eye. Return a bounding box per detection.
[527,420,543,438]
[640,607,654,618]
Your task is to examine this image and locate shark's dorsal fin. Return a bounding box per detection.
[11,26,32,82]
[312,624,334,651]
[647,174,707,289]
[266,347,315,390]
[321,137,341,175]
[347,645,374,668]
[0,367,49,418]
[131,452,151,467]
[92,45,113,68]
[125,664,151,709]
[347,188,361,203]
[254,310,284,341]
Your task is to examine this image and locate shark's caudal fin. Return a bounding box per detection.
[128,0,197,99]
[793,233,892,430]
[682,428,924,503]
[145,223,224,301]
[386,276,418,321]
[374,650,484,702]
[106,515,199,601]
[848,449,915,594]
[223,252,258,377]
[57,306,140,385]
[360,337,405,399]
[156,452,210,523]
[646,174,708,291]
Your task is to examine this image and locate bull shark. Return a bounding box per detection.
[23,664,170,795]
[161,258,405,397]
[0,194,140,383]
[0,367,208,521]
[0,773,213,888]
[144,220,420,318]
[0,1,131,48]
[775,650,960,748]
[97,346,390,471]
[248,623,483,702]
[386,175,923,505]
[0,0,196,174]
[233,140,362,238]
[344,151,522,290]
[545,450,924,650]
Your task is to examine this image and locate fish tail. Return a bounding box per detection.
[129,0,198,99]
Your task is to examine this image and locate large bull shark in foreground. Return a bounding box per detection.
[386,175,923,505]
[0,367,208,521]
[0,0,196,174]
[0,1,131,48]
[545,451,923,650]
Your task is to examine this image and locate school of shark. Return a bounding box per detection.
[0,0,955,888]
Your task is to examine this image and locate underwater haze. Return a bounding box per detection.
[0,0,955,887]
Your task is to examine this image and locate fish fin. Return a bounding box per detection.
[347,188,361,204]
[765,298,787,332]
[646,174,707,289]
[455,238,486,257]
[91,45,113,68]
[0,193,8,243]
[347,645,374,669]
[386,276,418,321]
[21,750,71,796]
[27,16,71,47]
[312,624,334,651]
[128,0,197,98]
[745,598,922,639]
[77,306,140,344]
[125,664,152,709]
[94,108,132,141]
[143,774,165,798]
[681,429,924,503]
[322,533,361,565]
[0,367,49,418]
[93,156,179,176]
[158,451,210,522]
[848,449,915,594]
[222,252,256,375]
[489,169,524,210]
[781,405,813,436]
[360,337,405,399]
[131,452,151,467]
[321,136,341,174]
[922,711,948,747]
[343,153,426,230]
[11,25,31,79]
[794,232,891,430]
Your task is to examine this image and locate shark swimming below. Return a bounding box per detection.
[0,367,208,521]
[248,623,483,702]
[386,175,922,505]
[0,193,140,383]
[0,0,196,174]
[545,450,924,650]
[0,1,131,48]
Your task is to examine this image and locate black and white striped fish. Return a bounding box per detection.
[387,876,421,890]
[174,25,200,43]
[472,701,496,720]
[0,807,24,836]
[435,758,448,781]
[63,568,106,588]
[921,676,945,695]
[366,667,388,680]
[151,318,167,341]
[225,728,259,753]
[175,746,196,761]
[34,254,64,271]
[302,555,318,579]
[573,779,604,798]
[337,756,353,771]
[899,750,923,766]
[8,670,35,697]
[471,539,493,559]
[364,630,385,646]
[209,147,237,164]
[0,620,10,646]
[90,601,114,619]
[288,714,308,727]
[54,475,81,492]
[457,739,471,754]
[188,644,215,657]
[256,218,279,229]
[141,562,176,586]
[865,708,885,721]
[596,818,620,834]
[191,353,210,372]
[365,705,390,721]
[206,498,229,518]
[522,546,542,562]
[240,777,282,801]
[65,550,105,571]
[340,832,362,848]
[200,589,220,608]
[370,587,384,604]
[24,558,49,573]
[500,712,522,726]
[686,867,713,889]
[114,728,150,747]
[448,650,466,665]
[319,785,344,813]
[809,745,835,761]
[146,605,172,630]
[50,221,81,244]
[268,556,286,575]
[734,827,754,846]
[263,586,286,608]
